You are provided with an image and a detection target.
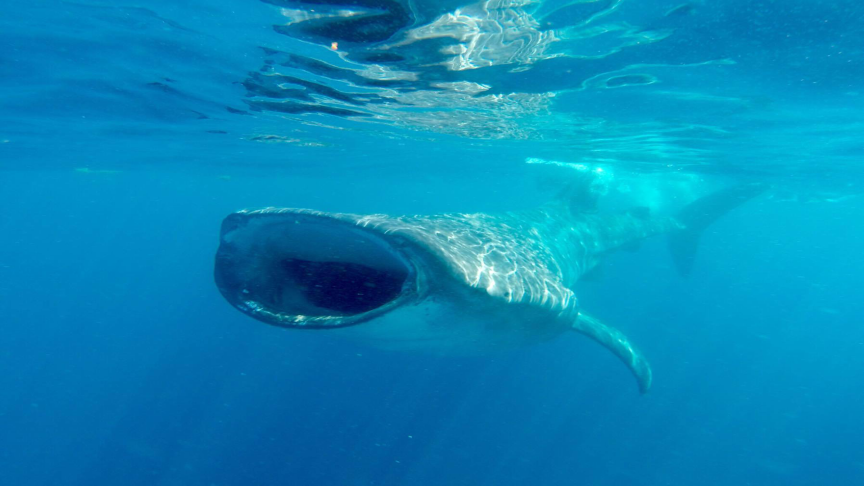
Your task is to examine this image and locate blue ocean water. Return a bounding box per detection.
[1,1,863,485]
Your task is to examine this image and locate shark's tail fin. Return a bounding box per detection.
[573,312,653,394]
[669,182,767,276]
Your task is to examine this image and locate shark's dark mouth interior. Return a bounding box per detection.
[273,257,407,315]
[216,214,413,325]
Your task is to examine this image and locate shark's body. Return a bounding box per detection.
[215,183,764,393]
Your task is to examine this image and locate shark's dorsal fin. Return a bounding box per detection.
[555,170,605,214]
[572,312,653,394]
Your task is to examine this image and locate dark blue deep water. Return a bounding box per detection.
[1,1,863,485]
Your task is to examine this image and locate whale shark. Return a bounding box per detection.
[214,181,765,393]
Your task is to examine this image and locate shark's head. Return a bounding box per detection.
[214,209,426,329]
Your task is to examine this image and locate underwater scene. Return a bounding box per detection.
[1,0,863,485]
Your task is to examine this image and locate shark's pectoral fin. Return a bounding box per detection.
[572,312,653,394]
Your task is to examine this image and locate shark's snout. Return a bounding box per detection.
[214,210,418,328]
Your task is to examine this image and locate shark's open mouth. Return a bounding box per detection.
[214,210,417,328]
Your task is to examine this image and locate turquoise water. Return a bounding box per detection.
[1,1,863,485]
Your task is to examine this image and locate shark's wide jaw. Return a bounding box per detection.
[214,210,419,328]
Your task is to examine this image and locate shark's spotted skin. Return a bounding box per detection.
[243,206,681,310]
[216,184,765,393]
